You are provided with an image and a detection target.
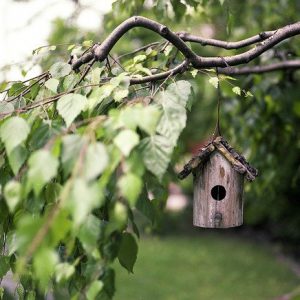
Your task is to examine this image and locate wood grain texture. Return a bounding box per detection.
[193,151,244,228]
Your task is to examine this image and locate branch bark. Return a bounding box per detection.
[218,60,300,75]
[177,30,275,49]
[71,16,300,83]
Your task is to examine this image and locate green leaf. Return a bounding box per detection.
[57,93,88,127]
[133,54,147,64]
[113,129,139,157]
[208,76,219,88]
[87,84,114,111]
[0,256,10,277]
[110,202,128,230]
[4,180,21,212]
[118,173,142,207]
[140,135,173,180]
[113,88,129,102]
[155,81,191,145]
[49,62,72,78]
[55,263,75,283]
[63,74,79,90]
[7,145,28,175]
[78,215,100,252]
[90,67,104,85]
[27,150,59,196]
[136,193,155,223]
[0,117,30,154]
[138,105,162,135]
[68,179,103,226]
[232,86,241,96]
[33,248,58,289]
[86,280,103,300]
[0,102,14,115]
[45,78,59,93]
[191,69,198,78]
[83,142,109,181]
[118,232,138,273]
[61,134,87,177]
[82,40,93,48]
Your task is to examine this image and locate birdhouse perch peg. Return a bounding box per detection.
[178,136,258,228]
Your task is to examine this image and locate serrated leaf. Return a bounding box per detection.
[86,281,103,300]
[114,129,139,157]
[140,135,173,180]
[232,86,241,96]
[8,145,28,175]
[57,93,87,127]
[27,150,59,196]
[118,173,142,207]
[118,232,138,273]
[208,76,219,88]
[0,117,30,154]
[4,180,21,212]
[83,142,109,181]
[155,80,191,145]
[45,78,59,93]
[49,62,72,78]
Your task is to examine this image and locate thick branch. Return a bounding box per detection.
[218,60,300,75]
[70,17,300,85]
[72,16,198,70]
[195,22,300,68]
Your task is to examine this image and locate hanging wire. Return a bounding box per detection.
[212,67,222,139]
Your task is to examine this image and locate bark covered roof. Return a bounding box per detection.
[178,136,258,181]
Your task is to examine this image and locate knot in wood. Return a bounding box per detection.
[160,25,169,35]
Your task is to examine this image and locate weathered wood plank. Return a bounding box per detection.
[193,151,244,228]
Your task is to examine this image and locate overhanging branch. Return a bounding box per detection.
[71,16,300,83]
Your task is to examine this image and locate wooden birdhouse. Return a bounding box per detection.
[178,136,258,228]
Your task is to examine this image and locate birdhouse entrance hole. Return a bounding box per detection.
[211,185,226,201]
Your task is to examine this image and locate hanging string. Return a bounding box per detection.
[212,67,222,139]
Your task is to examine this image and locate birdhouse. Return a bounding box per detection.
[178,136,258,228]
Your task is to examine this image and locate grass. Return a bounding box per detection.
[114,233,299,300]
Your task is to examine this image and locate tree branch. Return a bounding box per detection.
[72,16,300,75]
[218,60,300,75]
[129,60,189,84]
[177,30,275,49]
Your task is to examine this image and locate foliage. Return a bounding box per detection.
[1,0,300,298]
[0,35,193,297]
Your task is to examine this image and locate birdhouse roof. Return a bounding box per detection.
[178,136,258,181]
